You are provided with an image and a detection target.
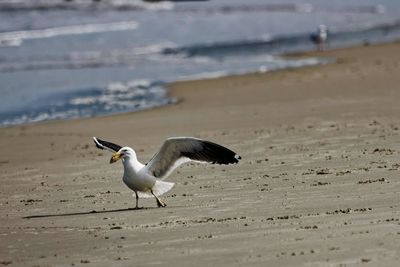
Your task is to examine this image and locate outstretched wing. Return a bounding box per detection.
[93,137,122,153]
[145,137,241,179]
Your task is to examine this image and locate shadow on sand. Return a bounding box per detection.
[23,207,154,219]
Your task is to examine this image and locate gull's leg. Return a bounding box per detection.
[133,191,142,209]
[151,190,167,208]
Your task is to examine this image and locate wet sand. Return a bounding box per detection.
[1,42,400,266]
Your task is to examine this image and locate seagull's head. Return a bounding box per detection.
[110,147,136,164]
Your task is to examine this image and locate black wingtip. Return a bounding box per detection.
[199,140,241,165]
[231,154,241,164]
[93,137,104,150]
[92,137,123,152]
[234,154,242,163]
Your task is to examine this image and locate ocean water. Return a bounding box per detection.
[1,0,400,127]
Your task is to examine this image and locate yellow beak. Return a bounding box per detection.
[110,152,122,164]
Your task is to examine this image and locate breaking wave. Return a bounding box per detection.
[0,0,174,12]
[0,80,176,127]
[0,21,139,47]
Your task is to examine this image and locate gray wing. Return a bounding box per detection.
[145,137,241,179]
[93,137,122,153]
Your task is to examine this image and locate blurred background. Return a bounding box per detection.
[0,0,399,127]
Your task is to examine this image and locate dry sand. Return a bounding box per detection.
[1,42,400,266]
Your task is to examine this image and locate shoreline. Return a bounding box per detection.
[1,41,400,266]
[0,40,400,129]
[1,40,398,130]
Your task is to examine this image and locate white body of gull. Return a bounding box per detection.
[93,137,241,208]
[310,25,328,51]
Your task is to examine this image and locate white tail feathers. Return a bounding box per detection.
[136,180,175,199]
[153,180,175,196]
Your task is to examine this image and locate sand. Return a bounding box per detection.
[1,42,400,266]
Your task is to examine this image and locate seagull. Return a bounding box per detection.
[310,25,328,51]
[93,137,241,208]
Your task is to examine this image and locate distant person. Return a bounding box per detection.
[310,25,328,51]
